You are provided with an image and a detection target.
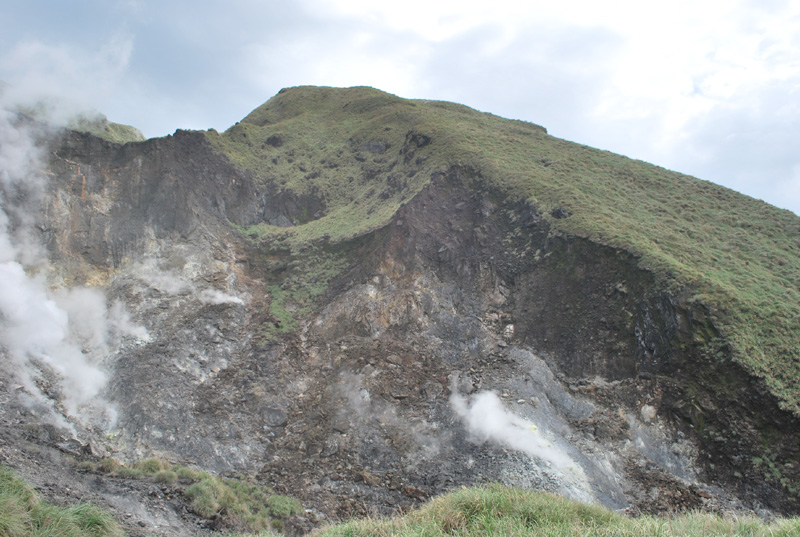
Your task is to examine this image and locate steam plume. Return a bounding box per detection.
[450,385,598,502]
[138,265,245,305]
[0,99,145,430]
[450,388,576,469]
[199,288,244,305]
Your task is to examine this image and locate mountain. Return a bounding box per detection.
[0,86,798,536]
[66,112,145,144]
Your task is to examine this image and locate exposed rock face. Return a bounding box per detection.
[1,117,798,536]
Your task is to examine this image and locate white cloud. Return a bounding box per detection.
[0,34,133,124]
[305,0,496,42]
[1,0,798,212]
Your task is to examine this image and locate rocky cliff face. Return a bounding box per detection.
[1,90,799,536]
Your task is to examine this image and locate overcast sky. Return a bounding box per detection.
[1,0,799,215]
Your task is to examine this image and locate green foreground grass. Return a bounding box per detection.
[208,86,800,415]
[317,484,800,537]
[3,468,800,537]
[0,465,123,537]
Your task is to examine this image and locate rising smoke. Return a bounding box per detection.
[450,382,596,502]
[450,386,596,502]
[0,98,146,432]
[199,288,244,306]
[137,265,245,305]
[450,387,576,469]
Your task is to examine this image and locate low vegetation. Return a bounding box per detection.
[206,87,438,247]
[315,484,800,537]
[251,244,349,339]
[0,465,123,537]
[77,457,301,533]
[208,85,800,415]
[4,467,800,537]
[1,90,145,143]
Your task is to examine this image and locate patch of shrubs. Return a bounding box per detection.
[76,457,300,533]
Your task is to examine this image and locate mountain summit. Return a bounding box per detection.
[1,86,798,535]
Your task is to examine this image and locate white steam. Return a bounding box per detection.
[450,384,596,502]
[138,265,245,305]
[0,36,133,129]
[142,269,192,295]
[0,100,146,431]
[199,288,244,305]
[450,389,576,470]
[0,263,107,416]
[108,300,151,342]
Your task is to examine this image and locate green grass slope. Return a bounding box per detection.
[67,113,145,143]
[206,86,440,245]
[0,465,123,537]
[315,484,800,537]
[207,86,800,415]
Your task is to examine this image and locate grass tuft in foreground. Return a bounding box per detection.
[0,465,123,537]
[314,484,800,537]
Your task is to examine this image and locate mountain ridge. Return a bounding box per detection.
[208,85,800,415]
[1,85,798,535]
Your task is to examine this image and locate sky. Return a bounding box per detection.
[1,0,799,215]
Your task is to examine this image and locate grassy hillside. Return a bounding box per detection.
[315,484,800,537]
[206,86,439,245]
[207,86,800,415]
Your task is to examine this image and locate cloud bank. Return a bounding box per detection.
[1,2,797,210]
[229,0,800,213]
